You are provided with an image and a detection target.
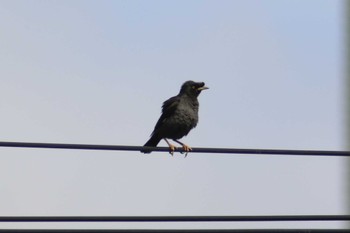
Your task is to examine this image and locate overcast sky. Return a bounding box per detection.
[0,0,346,230]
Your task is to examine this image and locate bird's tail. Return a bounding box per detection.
[140,134,161,154]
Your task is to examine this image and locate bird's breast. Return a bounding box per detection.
[158,98,199,140]
[170,101,198,136]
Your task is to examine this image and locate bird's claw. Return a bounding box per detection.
[168,144,176,156]
[168,142,191,157]
[180,144,192,157]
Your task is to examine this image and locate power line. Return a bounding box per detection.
[0,215,349,232]
[0,141,349,157]
[1,216,348,232]
[0,215,349,222]
[0,230,349,233]
[0,142,348,232]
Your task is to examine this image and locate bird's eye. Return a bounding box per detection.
[192,86,196,89]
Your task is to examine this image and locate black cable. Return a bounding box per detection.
[0,215,349,222]
[0,229,348,233]
[0,141,349,156]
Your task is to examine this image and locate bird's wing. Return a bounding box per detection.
[151,96,180,134]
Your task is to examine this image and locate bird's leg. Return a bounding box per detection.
[164,138,176,156]
[174,140,192,157]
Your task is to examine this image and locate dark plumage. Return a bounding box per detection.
[141,80,208,155]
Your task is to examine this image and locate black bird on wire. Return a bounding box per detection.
[141,80,209,155]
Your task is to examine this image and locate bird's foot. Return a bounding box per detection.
[164,139,176,156]
[181,144,192,157]
[168,144,176,156]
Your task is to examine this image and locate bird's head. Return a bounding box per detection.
[179,81,209,97]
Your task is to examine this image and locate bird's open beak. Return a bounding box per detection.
[197,86,209,91]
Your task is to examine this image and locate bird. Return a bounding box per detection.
[141,80,209,155]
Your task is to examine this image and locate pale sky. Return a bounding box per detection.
[0,0,346,230]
